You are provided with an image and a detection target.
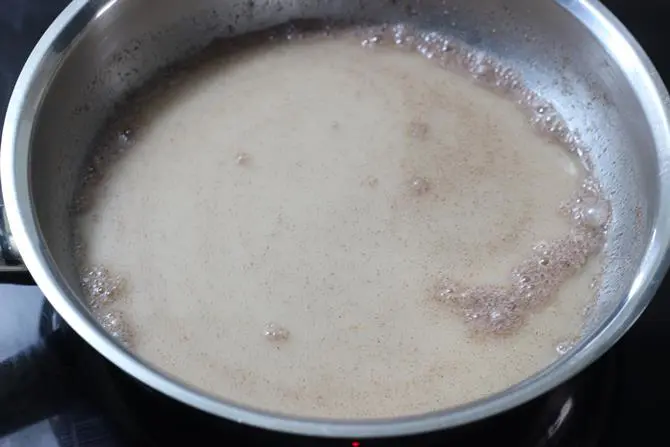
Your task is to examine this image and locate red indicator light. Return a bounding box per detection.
[352,442,360,447]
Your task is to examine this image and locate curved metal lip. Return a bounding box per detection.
[3,0,670,439]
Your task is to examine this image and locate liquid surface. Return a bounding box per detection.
[75,29,605,419]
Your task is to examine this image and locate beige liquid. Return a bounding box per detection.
[75,31,603,419]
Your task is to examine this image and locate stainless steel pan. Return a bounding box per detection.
[2,0,670,439]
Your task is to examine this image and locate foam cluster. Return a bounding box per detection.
[100,310,133,346]
[263,322,290,342]
[358,24,590,157]
[356,24,610,337]
[79,265,132,346]
[80,265,124,308]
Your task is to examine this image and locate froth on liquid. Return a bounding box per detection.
[74,24,608,419]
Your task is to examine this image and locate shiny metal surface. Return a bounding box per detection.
[0,202,23,272]
[2,0,670,438]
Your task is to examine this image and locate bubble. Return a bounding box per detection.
[416,32,443,59]
[489,310,502,321]
[81,266,124,308]
[438,287,455,299]
[582,201,610,229]
[361,34,382,47]
[434,281,524,336]
[434,279,461,302]
[99,311,132,346]
[556,340,576,355]
[492,65,522,93]
[118,128,134,145]
[465,52,496,83]
[483,309,522,335]
[264,322,290,341]
[561,180,610,231]
[391,24,416,47]
[284,24,304,41]
[409,176,431,195]
[236,152,251,165]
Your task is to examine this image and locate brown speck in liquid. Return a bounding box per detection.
[363,176,379,188]
[407,120,429,140]
[635,205,643,228]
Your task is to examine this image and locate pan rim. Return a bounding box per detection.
[3,0,670,438]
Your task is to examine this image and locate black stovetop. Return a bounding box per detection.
[1,1,669,446]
